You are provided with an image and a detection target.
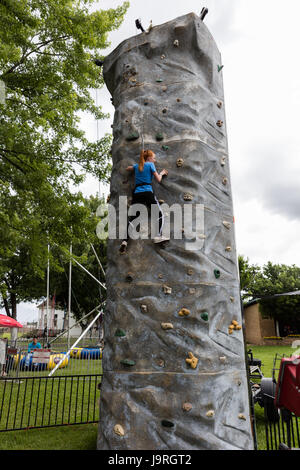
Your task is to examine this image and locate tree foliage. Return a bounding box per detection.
[239,255,300,325]
[0,0,129,317]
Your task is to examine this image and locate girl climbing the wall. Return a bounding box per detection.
[119,149,169,254]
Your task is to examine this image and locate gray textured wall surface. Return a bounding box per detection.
[97,12,254,450]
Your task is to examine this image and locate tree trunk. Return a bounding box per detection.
[3,297,10,317]
[10,293,17,320]
[98,13,254,450]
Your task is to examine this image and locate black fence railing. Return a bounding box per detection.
[0,374,102,432]
[264,408,300,450]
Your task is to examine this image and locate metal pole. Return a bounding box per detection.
[67,242,72,350]
[90,243,106,278]
[72,257,106,290]
[48,303,104,345]
[46,244,50,346]
[48,310,102,376]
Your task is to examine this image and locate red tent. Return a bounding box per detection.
[0,314,23,328]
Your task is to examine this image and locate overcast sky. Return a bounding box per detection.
[12,0,300,323]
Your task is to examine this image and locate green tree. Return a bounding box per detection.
[239,256,300,327]
[0,0,129,318]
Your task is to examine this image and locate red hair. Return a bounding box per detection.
[138,149,154,172]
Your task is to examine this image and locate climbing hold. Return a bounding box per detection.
[232,320,238,327]
[173,39,179,47]
[179,308,191,317]
[126,132,140,141]
[222,177,228,186]
[223,221,231,230]
[176,158,184,167]
[238,414,247,421]
[163,285,172,295]
[228,328,234,335]
[217,65,224,72]
[214,269,221,279]
[236,325,242,331]
[161,420,174,428]
[120,359,136,367]
[162,86,167,92]
[201,312,209,322]
[219,356,227,363]
[221,156,226,166]
[186,352,198,369]
[162,145,169,151]
[230,297,235,303]
[162,108,167,114]
[216,120,224,128]
[156,79,163,83]
[114,424,125,437]
[156,132,164,141]
[106,194,111,203]
[126,272,134,282]
[115,329,126,337]
[206,410,215,419]
[158,199,165,204]
[176,98,181,102]
[157,359,165,368]
[217,101,223,109]
[144,101,149,106]
[189,288,196,295]
[182,403,192,412]
[145,20,153,34]
[140,305,148,313]
[161,323,174,330]
[184,193,193,201]
[225,246,232,252]
[158,273,164,279]
[161,54,166,60]
[187,268,194,276]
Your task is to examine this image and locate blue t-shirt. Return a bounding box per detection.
[28,341,42,353]
[133,162,156,193]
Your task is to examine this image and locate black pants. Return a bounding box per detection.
[124,191,163,241]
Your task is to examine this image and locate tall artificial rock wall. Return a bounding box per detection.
[97,12,254,450]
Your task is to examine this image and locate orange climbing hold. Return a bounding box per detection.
[186,352,198,369]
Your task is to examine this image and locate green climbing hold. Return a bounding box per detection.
[156,133,164,142]
[115,329,126,337]
[161,420,174,428]
[156,79,163,82]
[217,65,224,72]
[126,132,139,142]
[162,145,169,151]
[120,359,136,367]
[201,312,209,322]
[214,269,221,279]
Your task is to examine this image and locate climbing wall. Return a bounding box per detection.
[97,12,254,450]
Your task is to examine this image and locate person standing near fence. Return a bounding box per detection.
[27,336,42,353]
[0,336,7,377]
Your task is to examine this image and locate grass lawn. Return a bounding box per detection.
[0,345,297,450]
[0,423,98,450]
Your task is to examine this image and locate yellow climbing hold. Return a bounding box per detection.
[186,352,198,369]
[114,424,125,437]
[179,308,191,317]
[206,410,215,418]
[161,323,174,330]
[238,414,247,421]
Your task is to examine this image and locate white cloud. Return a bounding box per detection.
[80,0,300,267]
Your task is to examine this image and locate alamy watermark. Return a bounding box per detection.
[96,197,205,251]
